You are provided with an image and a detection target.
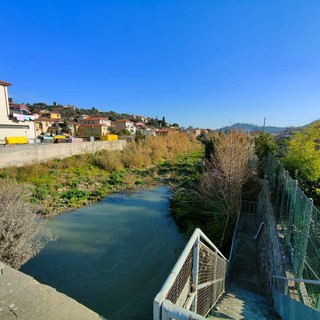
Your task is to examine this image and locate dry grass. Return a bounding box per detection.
[0,132,202,214]
[0,180,53,268]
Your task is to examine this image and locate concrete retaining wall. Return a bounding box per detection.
[0,261,105,320]
[0,140,126,168]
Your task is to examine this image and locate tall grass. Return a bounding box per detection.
[0,132,202,214]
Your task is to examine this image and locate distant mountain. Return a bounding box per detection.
[218,123,287,134]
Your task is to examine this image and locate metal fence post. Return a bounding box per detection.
[296,198,313,278]
[279,170,287,224]
[191,235,200,313]
[288,180,298,223]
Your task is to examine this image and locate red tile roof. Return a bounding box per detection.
[78,124,105,127]
[0,80,12,86]
[36,117,61,122]
[116,119,131,123]
[82,117,109,121]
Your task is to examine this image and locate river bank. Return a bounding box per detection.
[0,133,203,215]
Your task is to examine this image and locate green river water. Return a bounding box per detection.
[20,186,186,319]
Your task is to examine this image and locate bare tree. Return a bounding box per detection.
[0,180,52,269]
[198,130,254,247]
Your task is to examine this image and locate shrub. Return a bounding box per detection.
[61,189,89,200]
[0,180,52,269]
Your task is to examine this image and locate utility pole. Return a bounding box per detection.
[263,117,266,132]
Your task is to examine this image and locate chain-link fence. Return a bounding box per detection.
[265,154,320,307]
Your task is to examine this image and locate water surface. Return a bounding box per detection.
[21,187,186,319]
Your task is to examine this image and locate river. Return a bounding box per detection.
[20,186,186,320]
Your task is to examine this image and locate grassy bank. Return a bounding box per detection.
[0,132,203,215]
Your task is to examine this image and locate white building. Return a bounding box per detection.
[0,80,36,142]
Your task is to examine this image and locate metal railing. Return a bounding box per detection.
[241,200,258,215]
[153,228,228,320]
[265,154,320,307]
[271,276,320,317]
[227,202,242,270]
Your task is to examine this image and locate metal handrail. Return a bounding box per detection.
[272,275,320,311]
[272,276,320,286]
[228,197,243,265]
[254,222,265,240]
[228,208,241,263]
[154,228,228,320]
[161,300,207,320]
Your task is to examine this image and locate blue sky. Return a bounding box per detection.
[1,0,320,129]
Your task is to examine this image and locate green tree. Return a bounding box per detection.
[254,132,278,161]
[161,116,166,127]
[118,129,131,136]
[147,118,159,127]
[60,120,71,134]
[282,121,320,183]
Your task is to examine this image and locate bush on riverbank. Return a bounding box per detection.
[0,180,52,268]
[171,130,255,252]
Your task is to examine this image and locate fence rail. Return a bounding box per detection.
[153,228,228,320]
[265,154,320,308]
[272,276,320,314]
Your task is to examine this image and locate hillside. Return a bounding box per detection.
[218,123,288,134]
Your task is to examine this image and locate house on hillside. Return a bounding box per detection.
[113,119,136,135]
[77,117,111,138]
[77,124,109,138]
[155,129,170,136]
[135,122,156,136]
[42,111,61,120]
[63,105,76,110]
[79,117,111,127]
[78,114,90,121]
[9,103,29,112]
[35,117,63,137]
[0,80,36,142]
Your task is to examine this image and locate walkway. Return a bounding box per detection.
[208,285,280,319]
[208,205,281,319]
[0,261,105,320]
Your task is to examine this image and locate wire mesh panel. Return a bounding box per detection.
[196,241,227,316]
[198,242,215,285]
[305,205,320,307]
[265,154,320,308]
[166,250,193,304]
[154,229,228,320]
[197,284,215,316]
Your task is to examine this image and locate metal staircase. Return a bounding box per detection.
[208,200,280,320]
[208,285,280,320]
[153,200,320,320]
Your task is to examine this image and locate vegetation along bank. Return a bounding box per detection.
[0,132,204,268]
[6,120,317,269]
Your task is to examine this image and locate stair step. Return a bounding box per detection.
[207,285,281,320]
